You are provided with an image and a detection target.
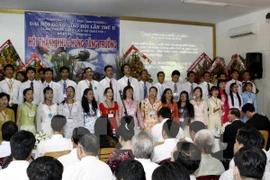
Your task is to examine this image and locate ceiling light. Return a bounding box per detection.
[182,0,227,7]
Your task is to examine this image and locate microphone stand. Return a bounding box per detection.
[119,90,128,116]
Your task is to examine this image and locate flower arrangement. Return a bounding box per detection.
[34,131,47,149]
[220,121,232,134]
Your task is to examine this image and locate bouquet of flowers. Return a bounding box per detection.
[34,131,47,149]
[220,121,232,134]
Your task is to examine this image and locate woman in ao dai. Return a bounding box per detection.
[36,87,58,138]
[58,86,83,138]
[81,88,100,133]
[190,87,208,126]
[217,80,229,124]
[17,88,37,134]
[228,82,243,111]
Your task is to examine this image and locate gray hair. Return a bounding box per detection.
[194,129,214,154]
[131,131,154,159]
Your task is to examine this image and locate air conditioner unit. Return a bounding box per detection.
[228,23,257,38]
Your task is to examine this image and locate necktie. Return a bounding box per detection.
[160,85,164,96]
[207,83,210,97]
[174,84,177,93]
[109,80,112,88]
[144,82,147,99]
[30,82,34,92]
[127,78,131,86]
[63,81,67,94]
[89,81,92,89]
[47,84,50,88]
[190,84,194,100]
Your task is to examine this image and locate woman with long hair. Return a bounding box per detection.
[217,79,229,124]
[228,82,243,111]
[161,88,179,124]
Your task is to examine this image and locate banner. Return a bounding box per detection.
[25,11,119,81]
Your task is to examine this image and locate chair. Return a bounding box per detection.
[196,175,220,180]
[259,130,269,150]
[154,142,164,147]
[98,148,115,162]
[44,150,71,158]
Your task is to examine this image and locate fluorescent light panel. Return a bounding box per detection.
[182,0,227,7]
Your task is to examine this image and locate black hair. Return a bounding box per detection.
[27,156,63,180]
[173,142,202,174]
[229,82,242,107]
[79,134,99,155]
[94,116,113,138]
[243,82,253,92]
[4,64,15,72]
[162,120,180,138]
[0,92,10,102]
[149,86,158,93]
[104,65,113,72]
[61,86,75,105]
[193,87,203,99]
[217,79,227,100]
[157,107,172,119]
[59,66,70,73]
[187,71,195,77]
[83,67,92,74]
[157,71,165,77]
[81,88,98,114]
[123,85,133,100]
[26,67,36,74]
[51,115,67,132]
[210,86,219,92]
[16,71,27,82]
[72,127,90,145]
[236,126,264,149]
[202,71,210,77]
[23,88,33,102]
[103,87,114,96]
[116,116,135,141]
[1,121,18,141]
[178,91,194,120]
[231,69,239,74]
[218,72,226,78]
[121,63,131,74]
[115,159,146,180]
[38,67,46,73]
[152,162,190,180]
[44,68,54,74]
[229,108,241,118]
[234,146,266,180]
[10,130,36,160]
[189,121,205,133]
[43,87,53,101]
[242,103,255,113]
[161,88,173,104]
[140,69,148,76]
[171,70,180,77]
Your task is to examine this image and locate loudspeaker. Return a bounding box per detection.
[246,52,263,79]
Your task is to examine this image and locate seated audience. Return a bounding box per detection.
[151,107,184,142]
[27,156,63,180]
[152,161,190,180]
[115,159,146,180]
[188,121,206,142]
[107,116,135,173]
[151,120,180,163]
[131,131,159,180]
[0,130,35,180]
[194,129,225,177]
[35,115,72,158]
[62,134,113,180]
[58,127,90,168]
[0,121,18,158]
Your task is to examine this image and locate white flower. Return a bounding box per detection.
[220,122,232,134]
[34,131,47,149]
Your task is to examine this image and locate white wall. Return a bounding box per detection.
[216,7,270,116]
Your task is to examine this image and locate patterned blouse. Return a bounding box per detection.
[106,149,133,173]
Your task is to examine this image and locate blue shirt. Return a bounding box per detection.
[242,91,257,123]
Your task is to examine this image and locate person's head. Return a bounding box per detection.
[234,146,266,180]
[242,71,251,82]
[84,67,94,80]
[140,69,149,82]
[83,88,94,102]
[157,71,165,84]
[27,156,63,180]
[210,86,219,97]
[187,71,195,83]
[158,107,172,121]
[115,159,146,180]
[66,86,75,100]
[242,103,255,119]
[162,119,180,139]
[161,88,173,104]
[148,86,158,98]
[104,65,114,79]
[10,130,36,160]
[26,67,36,81]
[131,131,154,159]
[172,142,201,174]
[23,88,34,103]
[51,115,67,133]
[189,121,206,141]
[77,134,99,159]
[230,82,238,93]
[94,116,112,137]
[4,64,15,78]
[104,87,114,100]
[218,72,226,80]
[121,63,131,76]
[44,68,54,82]
[1,121,18,141]
[179,91,189,103]
[217,79,226,90]
[193,87,202,99]
[43,87,53,102]
[234,127,264,155]
[71,127,90,148]
[231,69,239,80]
[81,88,97,114]
[228,108,241,122]
[194,129,214,154]
[171,70,180,83]
[123,85,134,100]
[244,82,253,92]
[117,116,135,144]
[38,68,45,81]
[152,162,190,180]
[203,71,211,82]
[59,66,70,80]
[16,71,27,82]
[0,92,10,108]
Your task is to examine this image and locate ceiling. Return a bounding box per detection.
[0,0,270,23]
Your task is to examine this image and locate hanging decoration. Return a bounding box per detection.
[208,57,229,84]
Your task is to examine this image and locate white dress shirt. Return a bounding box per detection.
[167,81,182,102]
[151,118,184,142]
[98,77,118,102]
[199,81,213,100]
[228,93,243,111]
[0,160,29,180]
[76,79,99,102]
[58,79,77,99]
[182,81,198,99]
[62,156,113,180]
[135,158,159,180]
[138,80,152,102]
[58,148,80,169]
[153,82,170,100]
[117,76,140,102]
[151,138,179,163]
[0,141,11,158]
[35,134,72,158]
[225,79,242,95]
[0,78,21,105]
[19,80,43,105]
[41,81,64,104]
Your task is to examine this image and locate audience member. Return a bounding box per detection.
[188,121,206,142]
[115,159,146,180]
[0,121,18,158]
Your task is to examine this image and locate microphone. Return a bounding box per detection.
[119,89,128,116]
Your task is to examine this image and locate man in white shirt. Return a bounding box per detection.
[37,67,46,83]
[19,67,43,105]
[131,131,159,180]
[0,121,18,158]
[58,66,77,100]
[0,130,35,180]
[151,107,184,142]
[62,134,113,180]
[151,120,180,163]
[40,68,64,104]
[168,70,182,102]
[35,115,72,158]
[199,71,213,100]
[153,71,170,100]
[58,127,90,168]
[98,65,118,102]
[182,71,198,100]
[225,69,242,95]
[117,63,140,101]
[242,70,256,93]
[76,67,99,102]
[193,129,225,177]
[138,69,152,102]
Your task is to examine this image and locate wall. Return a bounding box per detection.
[216,7,270,116]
